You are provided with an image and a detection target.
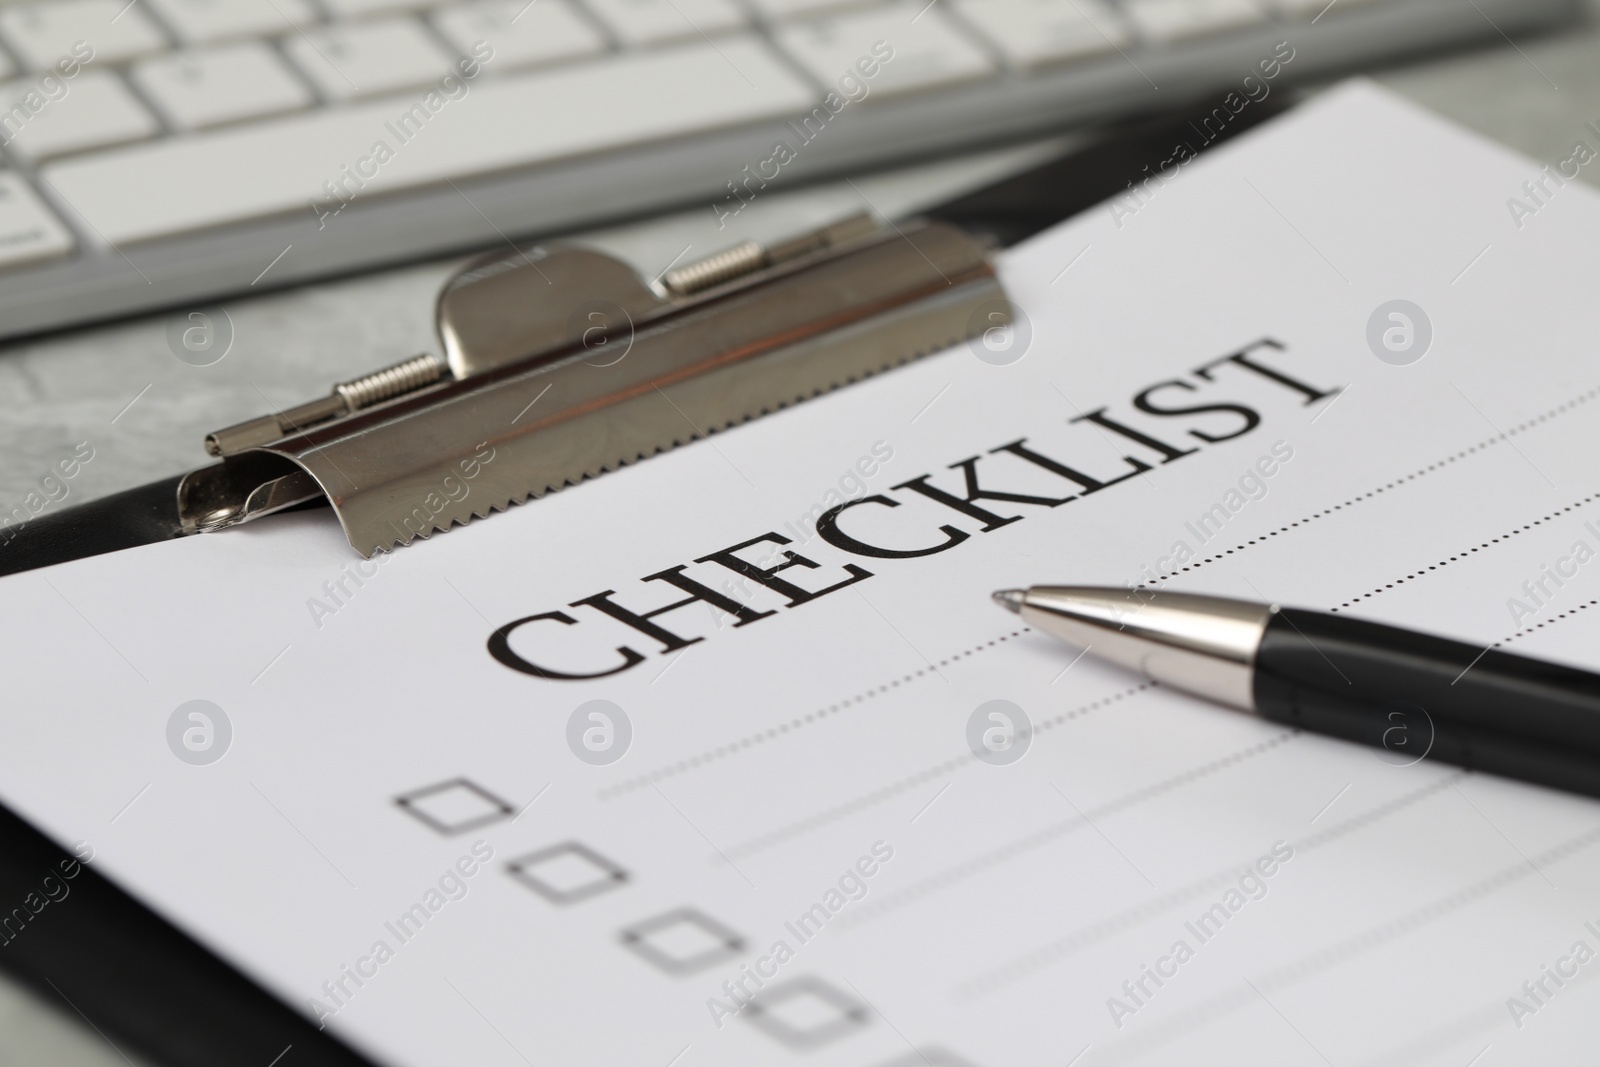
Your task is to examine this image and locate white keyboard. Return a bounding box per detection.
[0,0,1578,338]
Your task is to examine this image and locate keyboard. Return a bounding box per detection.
[0,0,1577,340]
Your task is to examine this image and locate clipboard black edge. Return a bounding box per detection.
[0,800,376,1067]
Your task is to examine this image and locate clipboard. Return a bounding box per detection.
[0,98,1286,1067]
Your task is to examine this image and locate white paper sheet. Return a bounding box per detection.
[4,81,1600,1067]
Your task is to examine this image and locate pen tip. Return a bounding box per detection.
[992,589,1026,615]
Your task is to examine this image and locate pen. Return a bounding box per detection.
[993,586,1600,799]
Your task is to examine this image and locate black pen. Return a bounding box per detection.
[993,586,1600,800]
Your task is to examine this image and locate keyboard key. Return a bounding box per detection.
[145,0,320,44]
[0,0,168,70]
[44,38,815,244]
[283,16,458,101]
[1125,0,1266,42]
[0,72,159,162]
[584,0,745,47]
[132,42,313,129]
[774,3,993,99]
[955,0,1130,70]
[432,0,606,70]
[0,173,74,270]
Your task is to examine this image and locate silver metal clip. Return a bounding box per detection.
[183,213,1009,557]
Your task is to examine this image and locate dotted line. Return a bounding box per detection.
[957,771,1463,998]
[721,683,1155,861]
[598,629,1031,800]
[1032,684,1154,736]
[1140,384,1600,589]
[1331,492,1600,611]
[603,386,1600,802]
[1492,596,1600,650]
[836,729,1300,930]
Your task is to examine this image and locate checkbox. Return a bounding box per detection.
[507,841,629,904]
[873,1050,981,1067]
[620,907,745,974]
[394,778,514,836]
[743,976,871,1049]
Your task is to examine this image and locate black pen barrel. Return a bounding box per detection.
[1252,610,1600,797]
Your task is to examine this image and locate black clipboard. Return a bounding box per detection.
[0,97,1287,1067]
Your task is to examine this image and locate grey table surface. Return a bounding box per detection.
[4,7,1600,1062]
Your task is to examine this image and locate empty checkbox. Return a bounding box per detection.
[743,976,871,1049]
[394,778,514,836]
[620,907,744,974]
[507,841,629,904]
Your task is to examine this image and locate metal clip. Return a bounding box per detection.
[184,213,1008,557]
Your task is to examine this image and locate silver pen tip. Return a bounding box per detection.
[991,588,1026,614]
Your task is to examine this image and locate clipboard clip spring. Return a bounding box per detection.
[182,211,1011,557]
[204,354,446,458]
